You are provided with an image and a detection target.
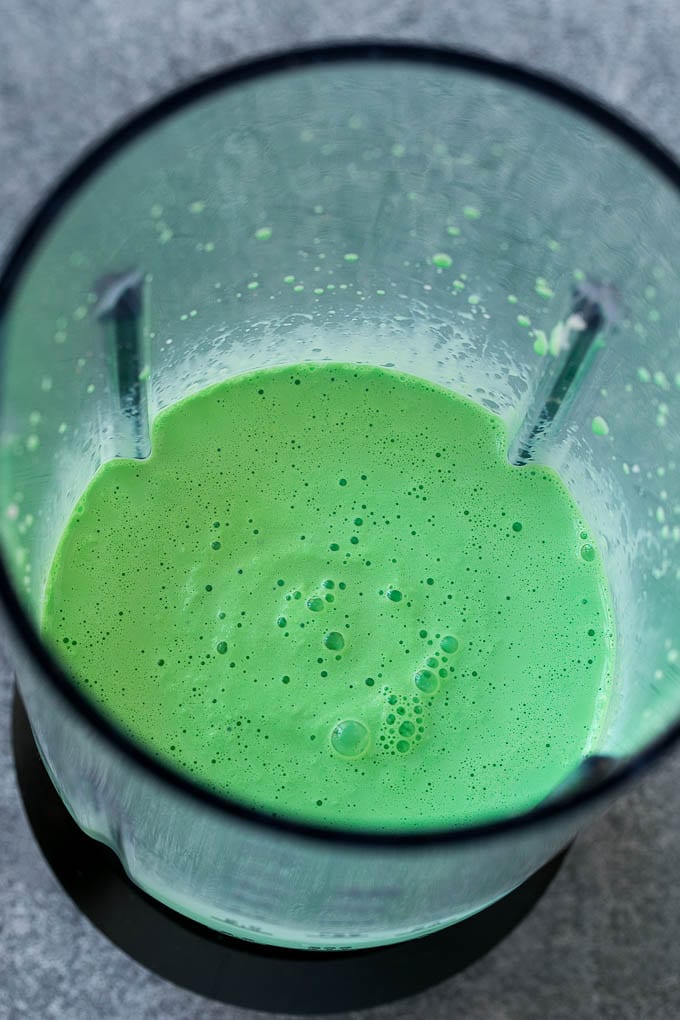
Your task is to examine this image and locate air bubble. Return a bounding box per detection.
[216,641,228,654]
[440,635,458,653]
[580,544,596,562]
[386,588,402,602]
[323,631,345,651]
[414,669,439,694]
[307,597,324,612]
[330,719,370,758]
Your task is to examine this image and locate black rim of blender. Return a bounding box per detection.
[1,42,679,849]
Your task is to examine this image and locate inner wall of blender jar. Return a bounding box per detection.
[2,61,680,769]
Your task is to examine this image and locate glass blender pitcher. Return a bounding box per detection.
[2,44,680,956]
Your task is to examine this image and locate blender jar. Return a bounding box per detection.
[1,46,680,950]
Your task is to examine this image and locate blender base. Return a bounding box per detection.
[12,689,568,1014]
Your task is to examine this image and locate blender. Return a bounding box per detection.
[2,44,680,1012]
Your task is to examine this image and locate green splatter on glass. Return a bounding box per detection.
[591,416,610,437]
[533,330,548,357]
[534,277,554,299]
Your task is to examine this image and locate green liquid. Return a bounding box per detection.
[43,363,614,829]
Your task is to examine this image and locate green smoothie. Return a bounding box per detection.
[42,363,613,829]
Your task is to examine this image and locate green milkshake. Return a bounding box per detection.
[42,363,613,830]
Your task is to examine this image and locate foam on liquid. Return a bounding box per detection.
[43,363,614,829]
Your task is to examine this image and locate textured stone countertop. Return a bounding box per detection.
[2,2,680,1017]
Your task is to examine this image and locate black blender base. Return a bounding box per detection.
[12,689,567,1014]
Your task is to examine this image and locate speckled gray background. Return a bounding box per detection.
[2,2,680,1018]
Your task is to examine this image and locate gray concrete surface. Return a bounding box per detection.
[2,1,680,1017]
